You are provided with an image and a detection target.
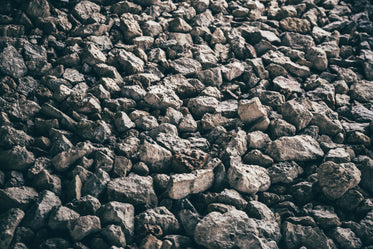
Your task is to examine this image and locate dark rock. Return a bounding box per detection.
[67,215,101,241]
[0,208,25,249]
[48,206,80,231]
[0,46,28,79]
[267,161,304,184]
[330,227,362,249]
[0,146,35,171]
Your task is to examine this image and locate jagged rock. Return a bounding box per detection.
[267,161,304,184]
[0,126,33,149]
[310,205,341,229]
[188,96,219,118]
[77,120,112,143]
[144,85,183,110]
[170,57,202,76]
[324,148,351,163]
[167,169,214,199]
[138,140,172,172]
[281,99,313,131]
[0,46,28,79]
[317,161,361,200]
[0,187,38,212]
[0,208,25,249]
[307,47,328,71]
[330,227,362,249]
[172,148,209,173]
[67,215,101,241]
[107,174,157,210]
[52,142,94,172]
[116,49,144,75]
[266,135,324,162]
[238,97,269,130]
[272,76,302,97]
[350,80,373,103]
[48,206,80,231]
[101,224,126,247]
[227,159,270,195]
[0,146,35,171]
[280,17,311,33]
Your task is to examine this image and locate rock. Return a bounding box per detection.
[222,61,245,81]
[280,17,311,34]
[169,18,192,33]
[238,97,269,130]
[267,161,304,184]
[282,221,332,249]
[359,210,373,245]
[350,80,373,103]
[82,43,107,66]
[0,187,38,212]
[139,234,162,249]
[324,148,351,163]
[307,47,328,71]
[268,118,296,139]
[266,135,324,162]
[169,57,202,76]
[188,96,219,118]
[77,120,112,143]
[135,207,180,235]
[52,142,94,172]
[330,227,362,249]
[272,76,302,97]
[17,76,39,96]
[317,161,361,200]
[172,148,209,173]
[101,224,126,247]
[114,111,135,133]
[144,85,182,110]
[0,146,35,171]
[119,13,142,42]
[107,174,157,210]
[245,200,276,221]
[98,201,134,242]
[138,140,172,173]
[194,210,265,249]
[0,46,28,79]
[281,32,315,52]
[281,99,313,131]
[167,169,214,199]
[116,49,144,75]
[227,159,270,195]
[48,206,80,231]
[0,208,25,249]
[246,131,271,149]
[67,215,101,241]
[310,205,341,229]
[0,126,33,149]
[82,169,110,198]
[243,149,274,167]
[26,0,50,18]
[23,190,61,230]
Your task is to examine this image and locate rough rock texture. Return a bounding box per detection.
[0,0,373,248]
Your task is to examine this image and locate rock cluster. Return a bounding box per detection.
[0,0,373,248]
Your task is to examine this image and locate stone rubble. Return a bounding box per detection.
[0,0,373,248]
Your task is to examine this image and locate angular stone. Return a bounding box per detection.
[0,46,28,79]
[101,224,126,247]
[281,99,313,131]
[272,76,302,97]
[0,126,33,150]
[172,148,208,173]
[266,135,324,162]
[73,1,100,23]
[135,206,180,235]
[144,85,183,110]
[120,13,142,42]
[52,142,94,172]
[170,57,202,76]
[243,149,274,167]
[280,17,311,33]
[330,227,362,249]
[169,18,192,33]
[107,174,157,210]
[68,215,101,241]
[350,80,373,103]
[0,208,25,249]
[281,32,315,52]
[77,120,112,143]
[310,205,341,229]
[324,148,351,163]
[48,206,80,231]
[188,96,219,118]
[238,97,268,128]
[82,43,107,66]
[26,0,50,18]
[138,140,172,173]
[227,159,270,195]
[317,161,361,200]
[222,61,245,81]
[246,131,271,149]
[0,146,35,171]
[116,49,144,75]
[0,186,38,212]
[307,47,328,71]
[267,161,304,184]
[167,169,214,199]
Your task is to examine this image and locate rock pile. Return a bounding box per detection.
[0,0,373,248]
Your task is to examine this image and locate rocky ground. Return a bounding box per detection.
[0,0,373,248]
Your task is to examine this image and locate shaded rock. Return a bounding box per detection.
[77,120,112,143]
[169,57,202,76]
[310,205,341,229]
[280,17,311,33]
[73,1,101,24]
[0,208,25,249]
[350,80,373,103]
[317,161,361,200]
[266,135,324,162]
[167,169,214,199]
[116,49,144,75]
[272,76,302,97]
[268,118,296,139]
[144,85,183,110]
[238,97,269,130]
[281,32,315,52]
[172,148,208,173]
[107,174,157,210]
[52,142,94,172]
[0,187,38,212]
[330,227,362,249]
[82,43,107,66]
[227,159,270,195]
[307,47,328,71]
[0,146,35,171]
[67,215,101,241]
[0,46,28,79]
[267,161,304,184]
[188,96,219,118]
[242,149,274,167]
[119,13,142,42]
[246,131,271,149]
[281,99,313,131]
[324,147,351,163]
[101,224,126,247]
[0,126,33,149]
[135,206,180,235]
[82,169,110,198]
[138,140,172,173]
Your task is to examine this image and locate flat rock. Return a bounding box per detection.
[0,186,38,212]
[68,215,101,241]
[0,46,28,79]
[138,140,172,172]
[266,135,324,162]
[169,57,202,76]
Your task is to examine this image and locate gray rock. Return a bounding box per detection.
[98,201,134,242]
[359,210,373,244]
[243,149,274,167]
[310,205,341,229]
[0,187,38,212]
[26,0,50,18]
[360,49,373,80]
[169,57,202,76]
[167,169,214,199]
[280,17,311,34]
[169,18,192,33]
[82,43,107,66]
[245,201,276,221]
[116,49,144,75]
[268,118,296,139]
[77,120,112,143]
[144,85,183,110]
[330,227,362,249]
[48,206,80,231]
[138,140,172,173]
[282,221,332,249]
[307,47,328,71]
[52,142,94,172]
[351,104,373,122]
[68,195,101,216]
[23,190,61,230]
[238,97,269,130]
[119,13,142,42]
[0,46,27,79]
[31,169,62,195]
[101,224,126,247]
[281,99,313,131]
[135,206,180,235]
[17,76,39,96]
[67,215,101,241]
[222,61,245,81]
[188,96,219,118]
[324,148,351,163]
[82,169,110,198]
[0,146,35,171]
[114,111,135,133]
[63,68,85,84]
[272,76,302,97]
[227,159,270,195]
[0,126,33,149]
[281,32,315,52]
[107,174,158,210]
[171,148,208,173]
[197,67,223,87]
[178,209,201,237]
[73,1,100,23]
[0,208,25,249]
[266,135,324,162]
[317,161,361,200]
[194,210,266,249]
[350,80,373,103]
[267,161,304,184]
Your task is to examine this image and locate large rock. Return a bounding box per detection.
[52,142,94,172]
[188,96,220,118]
[0,187,38,212]
[73,1,101,24]
[238,97,268,126]
[0,46,28,79]
[138,140,172,172]
[0,146,35,171]
[167,169,214,199]
[67,215,101,241]
[317,161,361,200]
[107,173,158,210]
[227,159,270,195]
[281,99,313,131]
[169,57,202,76]
[266,135,324,162]
[194,210,268,249]
[267,161,304,184]
[0,208,25,249]
[144,85,183,110]
[350,80,373,103]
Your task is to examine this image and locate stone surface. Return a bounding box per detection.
[67,215,101,241]
[0,46,28,79]
[266,135,324,162]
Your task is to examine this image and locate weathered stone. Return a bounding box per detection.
[280,17,311,33]
[0,46,28,79]
[0,187,38,212]
[188,96,219,118]
[172,148,208,173]
[281,99,313,131]
[48,206,80,231]
[317,161,361,200]
[52,142,94,172]
[144,85,183,110]
[116,49,144,75]
[77,120,112,143]
[169,57,202,76]
[350,80,373,103]
[324,148,351,163]
[266,135,324,162]
[246,131,271,149]
[167,169,214,199]
[268,118,296,139]
[243,149,274,167]
[272,76,302,97]
[26,0,50,18]
[0,146,35,171]
[82,169,110,198]
[307,47,328,71]
[330,227,362,249]
[68,215,101,241]
[238,97,268,130]
[101,224,126,247]
[138,140,172,173]
[0,208,25,249]
[227,159,270,195]
[82,43,107,66]
[267,161,304,184]
[119,13,142,42]
[107,174,157,210]
[310,205,341,229]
